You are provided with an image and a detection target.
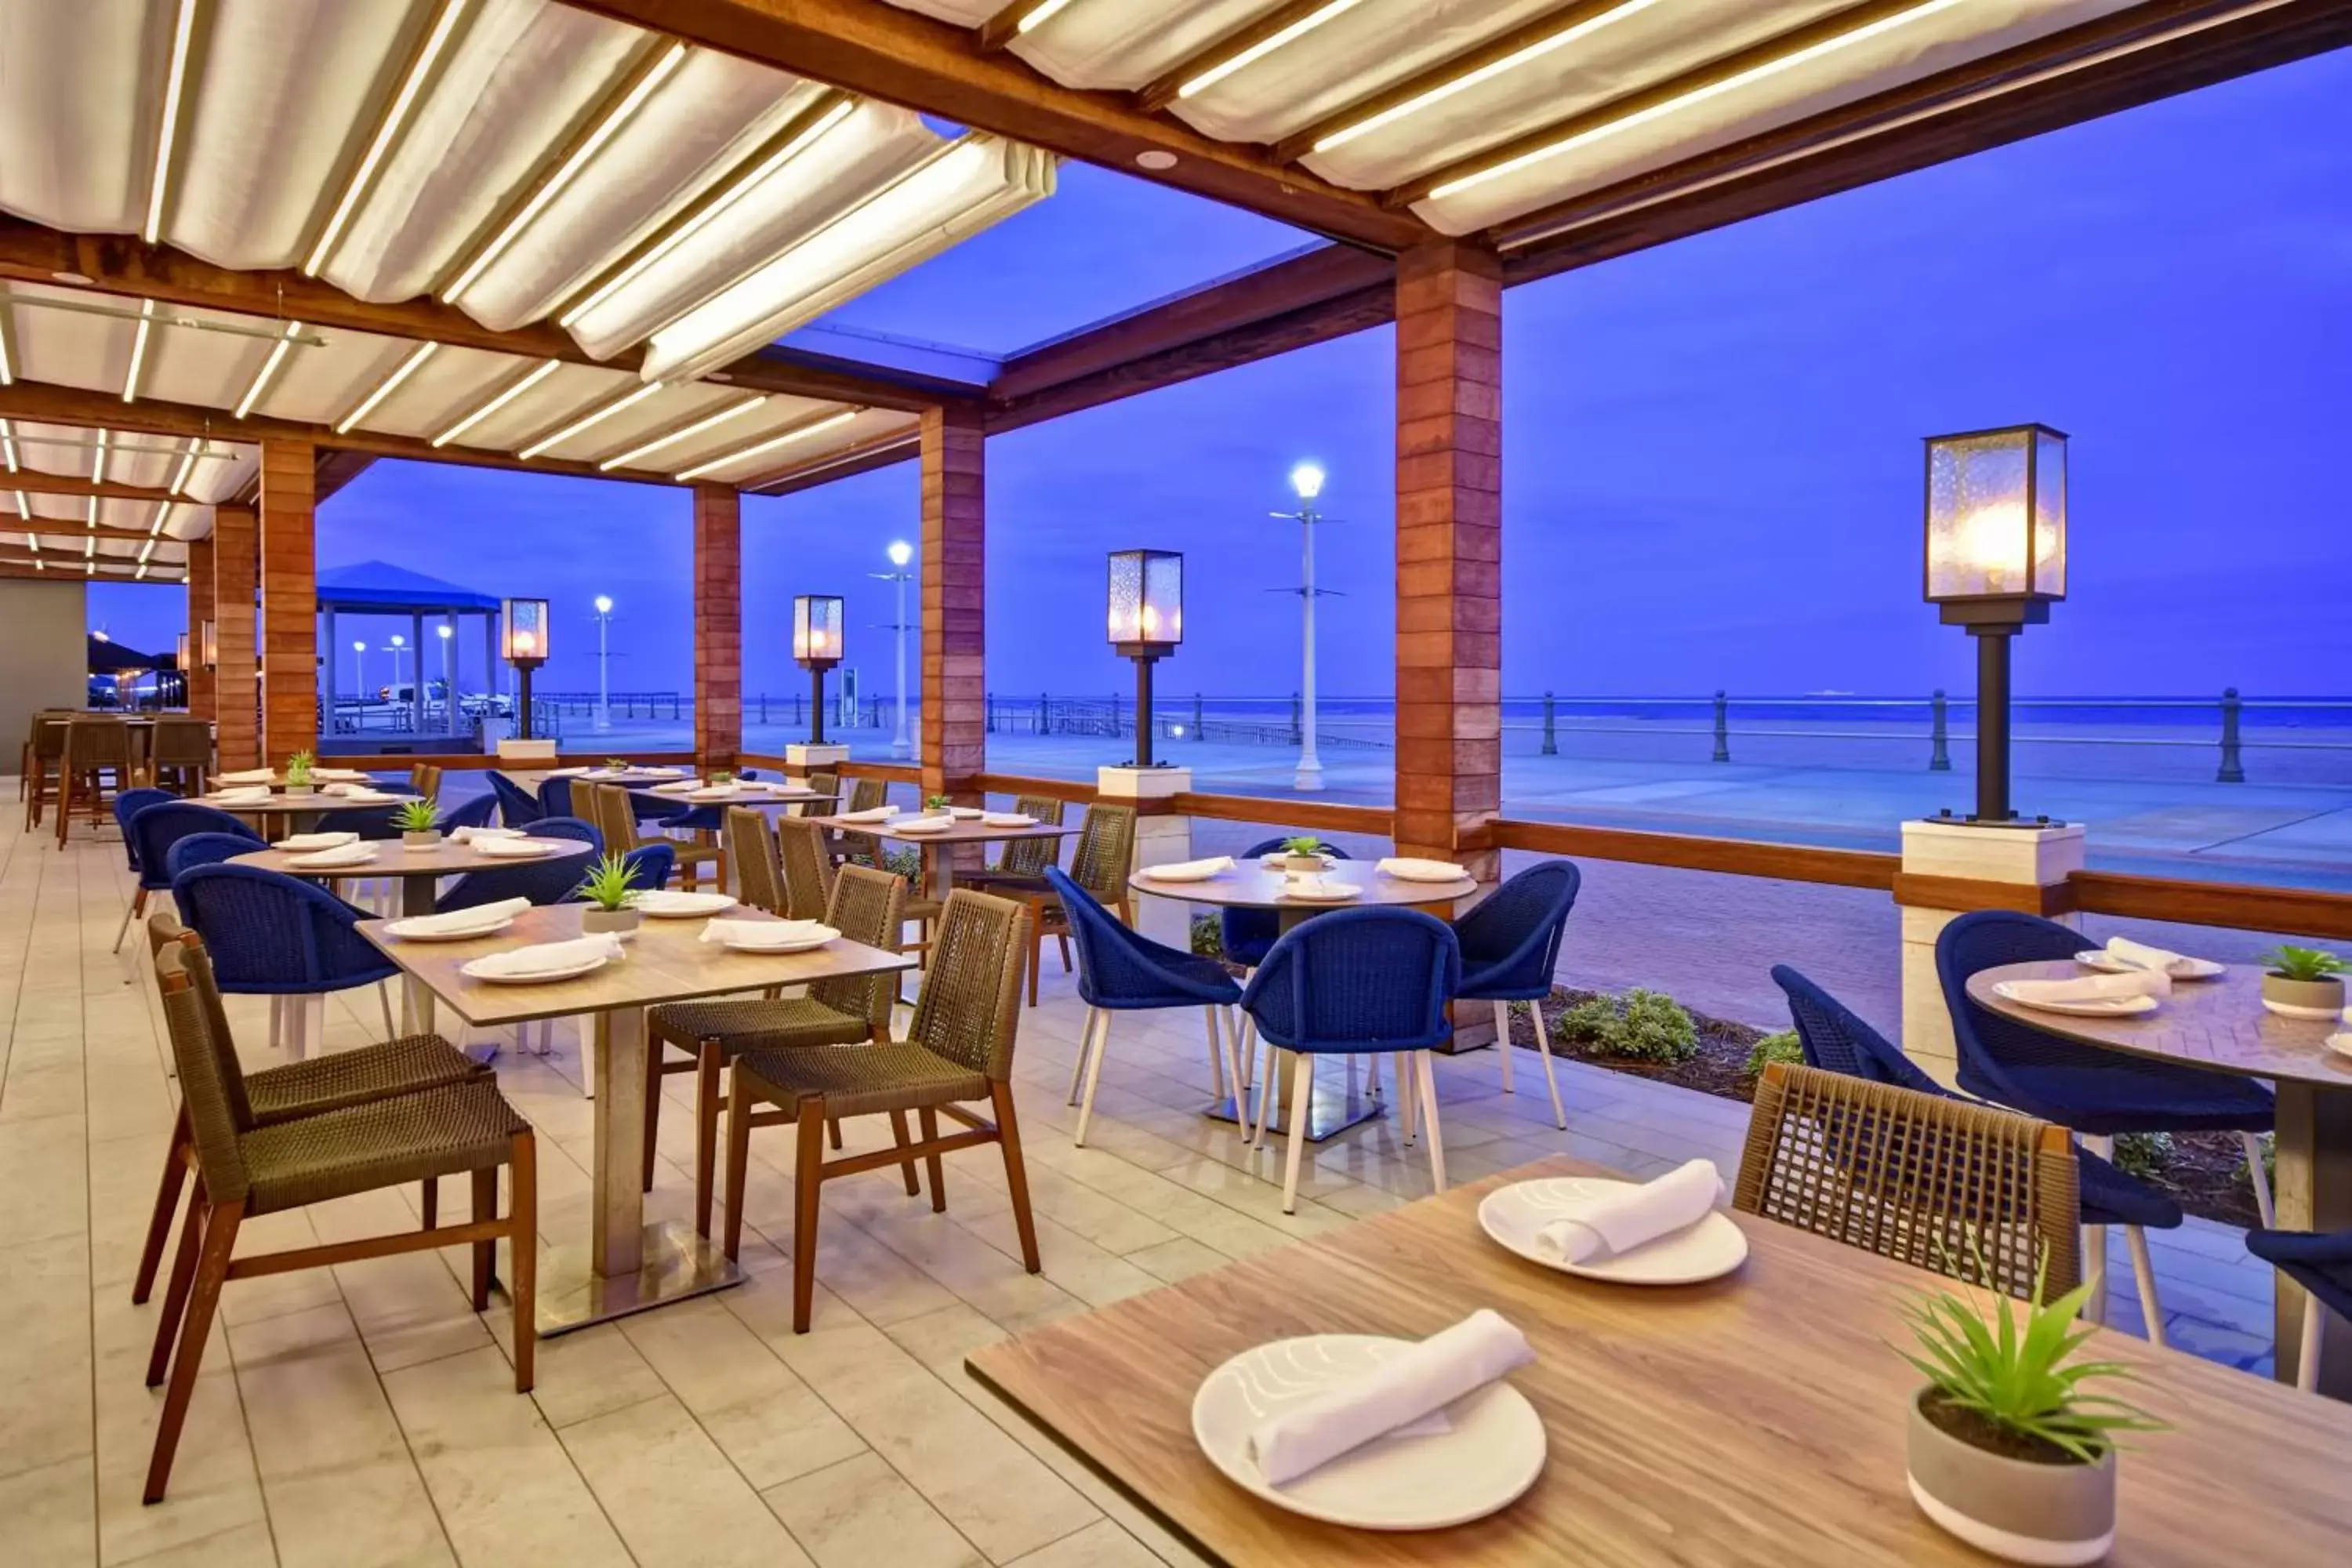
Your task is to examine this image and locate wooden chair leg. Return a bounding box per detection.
[918,1107,946,1212]
[422,1179,437,1230]
[114,885,148,954]
[1025,922,1042,1007]
[992,1081,1042,1273]
[2239,1131,2276,1228]
[693,1044,723,1238]
[1074,1011,1111,1149]
[888,1110,920,1196]
[721,1078,753,1262]
[828,1116,842,1150]
[470,1168,496,1310]
[1279,1058,1315,1215]
[145,1199,243,1504]
[1055,932,1073,974]
[147,1185,207,1387]
[1493,999,1515,1094]
[791,1100,826,1333]
[1203,1007,1226,1099]
[2124,1225,2166,1348]
[378,984,397,1040]
[641,1038,662,1192]
[1065,1007,1097,1107]
[509,1131,537,1392]
[132,1114,191,1304]
[1415,1051,1447,1192]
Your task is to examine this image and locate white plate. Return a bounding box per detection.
[470,840,558,859]
[633,891,737,918]
[1190,1335,1544,1531]
[981,814,1035,828]
[2074,950,2224,981]
[2262,997,2341,1022]
[1280,883,1362,903]
[272,833,358,851]
[386,916,516,942]
[2325,1032,2352,1060]
[719,928,837,955]
[948,806,985,819]
[1477,1177,1748,1285]
[1382,862,1472,884]
[289,852,379,871]
[1142,863,1226,883]
[1991,982,2159,1018]
[459,953,608,985]
[892,820,953,834]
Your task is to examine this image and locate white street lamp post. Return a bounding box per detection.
[872,541,916,760]
[350,640,367,704]
[388,633,408,699]
[435,622,455,734]
[1279,462,1330,792]
[592,595,615,733]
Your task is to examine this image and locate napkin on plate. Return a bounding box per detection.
[891,815,953,833]
[2103,936,2210,976]
[312,768,371,782]
[210,786,271,804]
[699,918,833,949]
[470,837,555,858]
[321,783,400,801]
[639,766,685,778]
[1281,875,1359,900]
[465,935,621,978]
[632,889,735,916]
[216,768,274,785]
[980,812,1035,828]
[1247,1310,1534,1487]
[687,786,740,801]
[2002,971,2172,1007]
[837,805,898,823]
[391,898,530,937]
[652,780,702,794]
[948,806,984,819]
[290,842,379,869]
[1534,1160,1724,1265]
[1379,856,1469,883]
[273,831,358,852]
[546,766,590,777]
[449,826,524,843]
[1145,856,1234,879]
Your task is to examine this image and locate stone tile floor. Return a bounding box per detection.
[0,801,2285,1566]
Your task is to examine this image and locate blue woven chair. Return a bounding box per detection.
[1938,910,2275,1231]
[442,792,499,832]
[108,788,180,951]
[172,862,400,1056]
[1045,866,1244,1148]
[435,817,603,913]
[121,803,264,953]
[534,775,573,819]
[1240,906,1461,1213]
[2246,1229,2352,1392]
[1773,964,2184,1341]
[164,829,269,881]
[488,771,545,826]
[1454,860,1580,1130]
[1220,837,1351,967]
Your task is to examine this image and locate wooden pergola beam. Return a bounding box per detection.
[2,518,191,547]
[752,428,920,496]
[560,0,1436,252]
[0,561,182,584]
[0,469,190,506]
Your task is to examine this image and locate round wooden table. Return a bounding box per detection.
[1968,960,2351,1394]
[1127,859,1479,1142]
[198,788,420,840]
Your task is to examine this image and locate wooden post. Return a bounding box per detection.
[920,406,985,804]
[693,484,742,771]
[185,534,215,722]
[210,501,259,771]
[1392,241,1501,886]
[257,439,317,763]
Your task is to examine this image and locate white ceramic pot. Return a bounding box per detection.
[2260,971,2344,1019]
[580,906,642,937]
[403,831,440,851]
[1906,1389,2114,1566]
[1283,853,1326,873]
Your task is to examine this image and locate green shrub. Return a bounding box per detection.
[1744,1029,1804,1077]
[1189,913,1225,959]
[2111,1131,2173,1181]
[1550,996,1624,1048]
[1548,989,1699,1063]
[881,847,924,882]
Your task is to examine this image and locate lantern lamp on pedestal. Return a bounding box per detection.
[793,594,845,745]
[1107,549,1183,768]
[500,597,550,740]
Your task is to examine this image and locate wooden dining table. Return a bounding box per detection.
[1969,959,2351,1395]
[812,812,1077,900]
[968,1156,2352,1566]
[358,902,913,1333]
[195,785,419,840]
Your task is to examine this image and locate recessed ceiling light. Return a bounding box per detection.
[1134,150,1178,171]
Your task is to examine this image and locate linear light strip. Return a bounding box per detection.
[92,430,110,485]
[168,438,200,495]
[597,394,766,471]
[139,539,157,564]
[1181,0,1363,100]
[432,358,561,448]
[446,41,688,303]
[557,98,854,331]
[0,419,16,472]
[307,0,471,274]
[335,342,440,434]
[143,0,200,242]
[1428,0,1967,200]
[234,321,305,419]
[0,292,14,386]
[675,408,857,481]
[86,497,99,528]
[1019,0,1076,34]
[151,502,176,538]
[1316,0,1663,154]
[516,381,666,459]
[123,299,157,403]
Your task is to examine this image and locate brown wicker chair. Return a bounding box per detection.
[1733,1062,2081,1302]
[645,864,909,1234]
[775,815,836,920]
[800,769,839,818]
[723,806,784,913]
[408,760,444,799]
[20,711,67,826]
[990,794,1067,877]
[56,715,132,845]
[590,782,722,888]
[131,916,491,1304]
[144,926,537,1502]
[148,716,216,795]
[968,802,1134,1006]
[723,887,1037,1331]
[830,776,892,866]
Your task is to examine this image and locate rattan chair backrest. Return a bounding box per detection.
[812,864,909,1029]
[909,889,1029,1080]
[150,918,255,1202]
[996,795,1066,876]
[1733,1062,2080,1302]
[723,808,782,913]
[590,784,641,852]
[30,713,69,761]
[409,762,443,799]
[1069,804,1137,903]
[64,717,131,771]
[847,777,888,815]
[775,816,836,920]
[151,717,214,767]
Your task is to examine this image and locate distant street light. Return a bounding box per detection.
[350,639,367,703]
[1272,461,1336,792]
[871,541,916,759]
[592,594,616,733]
[388,633,408,697]
[435,621,455,731]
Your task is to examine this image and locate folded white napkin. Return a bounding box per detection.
[291,843,379,869]
[640,766,685,777]
[948,806,984,819]
[632,889,736,916]
[211,786,271,804]
[466,934,621,978]
[392,898,530,937]
[470,837,556,858]
[652,780,702,794]
[687,786,740,801]
[546,766,590,777]
[312,768,370,782]
[699,918,833,949]
[449,826,524,843]
[1247,1311,1534,1487]
[1379,856,1469,882]
[2002,971,2172,1006]
[1534,1160,1724,1265]
[980,812,1035,828]
[1282,875,1359,900]
[1145,855,1233,879]
[273,831,358,852]
[321,784,401,801]
[2104,936,2207,976]
[836,804,898,823]
[216,768,273,785]
[891,815,953,833]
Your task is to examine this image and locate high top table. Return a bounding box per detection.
[359,903,913,1332]
[1968,960,2350,1395]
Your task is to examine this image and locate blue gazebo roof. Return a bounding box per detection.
[317,561,503,615]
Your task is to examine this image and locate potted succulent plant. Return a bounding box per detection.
[925,793,953,814]
[708,768,736,787]
[1899,1264,2163,1564]
[396,797,441,850]
[283,749,314,792]
[2255,945,2346,1018]
[1279,835,1329,873]
[574,852,644,936]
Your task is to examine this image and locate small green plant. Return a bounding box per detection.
[1897,1261,2165,1465]
[709,768,735,786]
[2256,945,2345,982]
[1189,913,1225,959]
[604,757,630,771]
[284,749,314,787]
[1549,988,1700,1063]
[395,798,441,834]
[1280,836,1326,857]
[572,852,643,912]
[881,846,924,884]
[1744,1029,1804,1077]
[925,793,953,812]
[2111,1131,2173,1182]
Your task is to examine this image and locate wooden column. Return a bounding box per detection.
[692,484,742,771]
[1393,241,1503,884]
[184,533,215,721]
[920,406,985,803]
[210,502,259,771]
[258,439,318,762]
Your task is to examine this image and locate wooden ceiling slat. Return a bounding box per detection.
[0,470,192,506]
